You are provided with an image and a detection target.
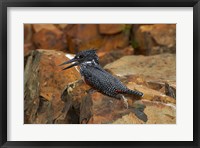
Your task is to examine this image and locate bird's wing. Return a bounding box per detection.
[82,65,127,94]
[95,65,128,91]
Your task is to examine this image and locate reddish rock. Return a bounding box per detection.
[113,100,175,124]
[142,100,176,124]
[99,24,125,35]
[126,82,176,104]
[24,24,177,124]
[104,54,176,81]
[104,54,176,102]
[24,43,36,57]
[65,24,102,53]
[33,24,59,32]
[24,49,81,124]
[79,91,175,124]
[24,24,33,43]
[82,92,124,124]
[98,46,134,66]
[61,73,175,124]
[112,112,144,124]
[56,24,68,30]
[146,80,176,99]
[151,25,176,47]
[60,77,148,124]
[61,80,91,123]
[33,28,67,50]
[24,51,176,124]
[64,24,131,53]
[58,52,176,124]
[133,24,176,55]
[101,32,130,52]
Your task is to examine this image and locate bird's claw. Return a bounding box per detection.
[124,100,128,109]
[121,96,128,109]
[109,100,113,104]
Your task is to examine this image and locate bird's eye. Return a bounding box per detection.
[79,55,83,59]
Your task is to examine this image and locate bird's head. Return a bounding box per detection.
[59,49,99,70]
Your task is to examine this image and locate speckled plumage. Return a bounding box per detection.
[60,49,147,121]
[80,62,143,99]
[60,49,143,100]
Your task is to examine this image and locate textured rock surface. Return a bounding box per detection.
[99,24,125,35]
[24,24,177,124]
[24,43,36,57]
[60,52,176,124]
[126,83,176,104]
[104,53,176,102]
[33,28,67,50]
[62,80,176,124]
[81,92,147,124]
[113,100,175,124]
[65,24,131,53]
[33,24,59,33]
[24,24,176,56]
[104,53,176,81]
[100,32,130,52]
[24,49,80,124]
[65,24,101,53]
[24,24,33,44]
[98,46,134,66]
[133,24,176,55]
[24,50,176,124]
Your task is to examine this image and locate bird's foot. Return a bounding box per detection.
[109,100,114,104]
[121,95,128,109]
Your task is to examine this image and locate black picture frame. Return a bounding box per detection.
[0,0,199,148]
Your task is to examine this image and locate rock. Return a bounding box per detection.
[126,82,176,104]
[61,79,91,123]
[24,43,36,57]
[60,79,148,124]
[65,24,102,53]
[33,28,67,51]
[165,82,176,99]
[24,51,176,124]
[142,100,176,124]
[146,80,176,99]
[79,91,175,124]
[58,53,176,124]
[113,100,175,124]
[98,46,134,66]
[65,24,131,53]
[104,53,176,81]
[24,24,33,43]
[24,43,36,68]
[33,24,58,32]
[55,24,68,30]
[112,112,144,124]
[104,53,176,103]
[150,25,176,47]
[100,32,130,52]
[133,24,176,55]
[61,77,175,124]
[24,49,81,124]
[99,24,126,35]
[80,91,146,124]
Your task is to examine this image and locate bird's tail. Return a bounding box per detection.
[125,89,144,97]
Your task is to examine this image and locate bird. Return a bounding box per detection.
[59,49,144,109]
[60,49,147,122]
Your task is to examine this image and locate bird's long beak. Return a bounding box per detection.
[59,58,79,70]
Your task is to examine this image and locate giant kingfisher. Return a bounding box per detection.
[59,49,145,110]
